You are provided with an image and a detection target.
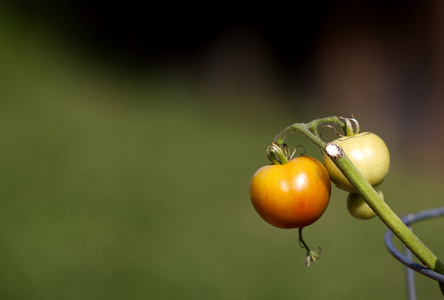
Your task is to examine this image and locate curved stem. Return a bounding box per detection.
[273,116,345,149]
[325,143,444,275]
[298,227,310,251]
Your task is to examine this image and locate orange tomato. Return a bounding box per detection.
[250,156,331,229]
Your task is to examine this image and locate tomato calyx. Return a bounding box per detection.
[298,228,321,267]
[266,143,307,165]
[340,116,360,137]
[266,143,289,165]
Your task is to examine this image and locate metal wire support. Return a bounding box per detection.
[385,207,444,299]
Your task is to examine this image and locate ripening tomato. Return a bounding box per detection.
[249,156,331,229]
[323,132,390,193]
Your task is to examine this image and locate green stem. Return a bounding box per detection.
[273,116,345,149]
[325,143,444,275]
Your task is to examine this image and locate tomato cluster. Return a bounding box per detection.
[250,126,390,226]
[250,155,331,229]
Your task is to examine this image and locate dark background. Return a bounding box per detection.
[7,0,443,163]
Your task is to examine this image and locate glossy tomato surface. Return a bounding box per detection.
[323,132,390,193]
[249,156,331,229]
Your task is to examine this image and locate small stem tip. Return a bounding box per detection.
[299,228,321,267]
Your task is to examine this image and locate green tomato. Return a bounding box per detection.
[347,188,384,220]
[323,132,390,193]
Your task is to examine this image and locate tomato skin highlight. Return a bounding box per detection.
[323,132,390,193]
[249,156,331,229]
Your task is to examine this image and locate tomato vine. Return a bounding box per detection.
[252,116,444,294]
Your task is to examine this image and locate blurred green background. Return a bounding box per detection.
[1,2,444,299]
